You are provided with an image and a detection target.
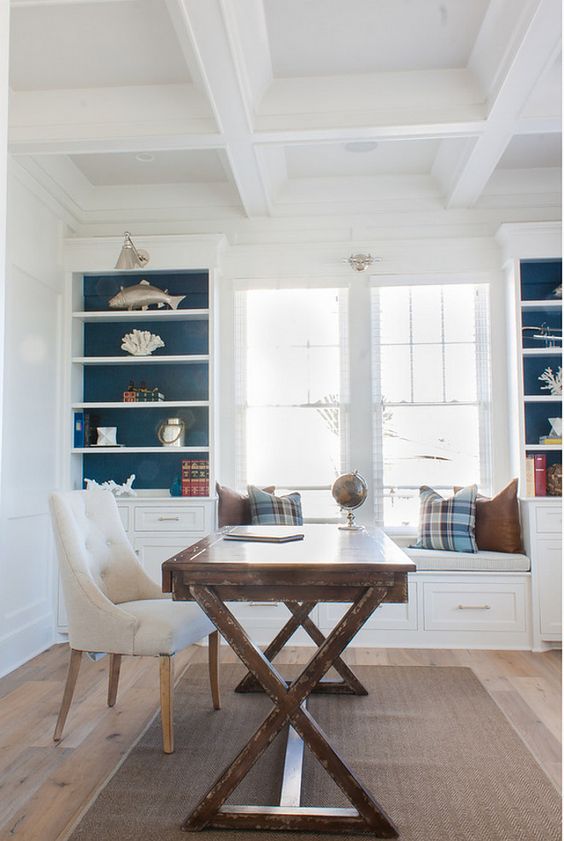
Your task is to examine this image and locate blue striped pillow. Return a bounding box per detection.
[248,485,303,526]
[412,485,478,553]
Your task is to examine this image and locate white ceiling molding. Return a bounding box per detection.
[6,0,562,222]
[446,0,562,208]
[495,220,561,261]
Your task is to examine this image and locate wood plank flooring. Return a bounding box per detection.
[0,643,560,841]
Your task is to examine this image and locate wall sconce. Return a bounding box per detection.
[345,253,381,272]
[115,232,150,270]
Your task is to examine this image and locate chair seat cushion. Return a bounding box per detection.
[405,547,530,572]
[121,599,215,656]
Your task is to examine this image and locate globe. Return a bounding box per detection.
[331,471,368,530]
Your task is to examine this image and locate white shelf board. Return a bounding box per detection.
[522,348,562,356]
[521,300,562,310]
[73,309,209,322]
[72,355,209,365]
[523,395,562,402]
[525,444,562,451]
[72,401,210,409]
[74,446,210,454]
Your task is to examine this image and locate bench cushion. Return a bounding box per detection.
[405,547,530,572]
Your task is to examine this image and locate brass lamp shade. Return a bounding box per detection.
[115,232,150,270]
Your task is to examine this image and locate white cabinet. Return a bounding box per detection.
[521,499,562,647]
[536,539,562,638]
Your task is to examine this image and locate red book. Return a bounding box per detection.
[534,454,547,496]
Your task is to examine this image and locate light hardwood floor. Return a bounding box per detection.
[0,643,560,841]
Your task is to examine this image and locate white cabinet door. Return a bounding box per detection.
[537,538,562,639]
[134,536,199,586]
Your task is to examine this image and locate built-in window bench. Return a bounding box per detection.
[226,540,535,651]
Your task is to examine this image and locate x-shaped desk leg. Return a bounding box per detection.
[184,585,398,837]
[235,600,368,696]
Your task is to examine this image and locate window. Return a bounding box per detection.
[235,288,348,519]
[371,283,491,527]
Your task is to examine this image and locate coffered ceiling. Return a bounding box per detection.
[7,0,562,227]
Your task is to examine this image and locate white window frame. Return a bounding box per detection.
[370,273,493,530]
[233,285,350,522]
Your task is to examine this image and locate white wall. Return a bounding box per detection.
[0,161,65,677]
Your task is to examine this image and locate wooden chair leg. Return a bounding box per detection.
[107,654,122,707]
[208,631,221,711]
[160,654,174,754]
[53,649,82,742]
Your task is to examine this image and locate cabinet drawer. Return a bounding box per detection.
[423,582,526,632]
[134,505,206,533]
[535,505,562,534]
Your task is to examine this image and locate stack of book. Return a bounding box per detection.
[526,454,548,496]
[181,459,209,496]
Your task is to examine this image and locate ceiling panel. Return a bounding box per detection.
[285,139,440,178]
[69,150,228,186]
[264,0,490,77]
[10,0,191,90]
[497,134,562,169]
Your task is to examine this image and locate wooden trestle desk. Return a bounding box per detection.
[162,524,415,837]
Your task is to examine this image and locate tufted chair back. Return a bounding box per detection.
[50,489,163,654]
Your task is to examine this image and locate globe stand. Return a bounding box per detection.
[338,509,365,531]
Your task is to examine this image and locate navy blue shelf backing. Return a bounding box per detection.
[84,362,208,403]
[84,318,208,357]
[520,260,562,301]
[82,451,209,490]
[524,449,562,473]
[523,355,563,396]
[524,400,561,445]
[80,406,208,448]
[521,307,562,349]
[83,271,208,311]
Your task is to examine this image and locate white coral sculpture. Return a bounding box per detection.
[538,365,562,396]
[121,329,165,356]
[85,474,137,497]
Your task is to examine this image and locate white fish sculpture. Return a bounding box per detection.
[108,279,186,311]
[121,329,165,356]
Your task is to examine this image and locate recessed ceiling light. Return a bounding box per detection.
[344,141,379,153]
[135,153,155,163]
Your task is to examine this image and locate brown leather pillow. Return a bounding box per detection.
[454,479,523,553]
[216,482,275,528]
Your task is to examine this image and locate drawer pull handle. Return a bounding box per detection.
[158,516,180,521]
[457,604,491,611]
[249,602,279,608]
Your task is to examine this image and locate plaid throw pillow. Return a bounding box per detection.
[248,485,303,526]
[411,485,478,553]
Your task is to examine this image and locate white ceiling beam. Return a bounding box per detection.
[165,0,272,217]
[8,84,219,154]
[446,0,562,208]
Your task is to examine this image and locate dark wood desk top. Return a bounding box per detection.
[162,525,415,599]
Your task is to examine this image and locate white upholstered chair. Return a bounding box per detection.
[49,488,220,753]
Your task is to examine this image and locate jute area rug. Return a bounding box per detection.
[68,664,561,841]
